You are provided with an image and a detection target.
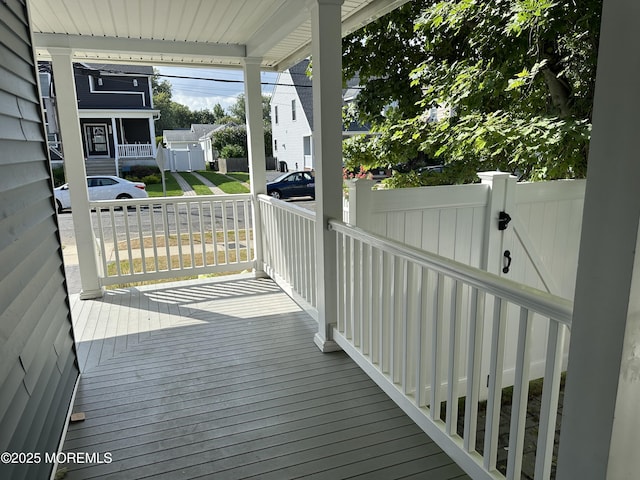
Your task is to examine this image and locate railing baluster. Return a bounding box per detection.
[344,234,352,340]
[362,242,371,356]
[186,199,195,269]
[221,200,229,265]
[108,207,121,277]
[375,247,383,367]
[534,321,566,480]
[464,288,486,453]
[162,203,171,271]
[135,205,146,274]
[336,231,345,333]
[430,272,445,421]
[351,236,361,346]
[413,264,425,406]
[232,200,240,264]
[149,203,159,272]
[243,199,251,262]
[95,207,108,276]
[174,201,183,270]
[122,205,134,274]
[484,297,508,472]
[400,260,410,394]
[381,251,392,374]
[507,307,534,480]
[198,201,206,267]
[446,279,463,436]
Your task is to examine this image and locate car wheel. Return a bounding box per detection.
[116,194,132,199]
[269,190,282,199]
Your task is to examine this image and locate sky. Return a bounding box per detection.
[155,66,278,112]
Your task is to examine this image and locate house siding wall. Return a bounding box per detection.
[0,1,79,479]
[271,70,312,171]
[75,69,152,109]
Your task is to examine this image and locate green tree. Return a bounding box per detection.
[227,93,272,126]
[342,0,601,183]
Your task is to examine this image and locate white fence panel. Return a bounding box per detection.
[346,173,585,391]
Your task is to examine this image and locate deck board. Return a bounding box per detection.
[60,275,469,479]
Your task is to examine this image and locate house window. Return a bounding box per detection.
[97,77,103,86]
[274,139,278,151]
[274,106,279,124]
[133,79,138,87]
[291,99,296,121]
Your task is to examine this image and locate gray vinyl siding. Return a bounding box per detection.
[0,1,79,479]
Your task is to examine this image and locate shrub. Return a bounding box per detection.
[220,144,246,158]
[124,165,161,181]
[142,174,161,184]
[213,125,248,157]
[51,166,66,187]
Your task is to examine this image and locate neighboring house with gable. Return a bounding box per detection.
[270,59,368,172]
[163,123,225,172]
[39,62,160,176]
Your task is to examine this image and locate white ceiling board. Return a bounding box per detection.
[30,0,412,71]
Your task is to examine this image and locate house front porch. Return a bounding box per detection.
[60,274,468,480]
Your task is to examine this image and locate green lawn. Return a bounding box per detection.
[225,172,250,183]
[196,171,250,194]
[178,171,213,195]
[146,172,183,197]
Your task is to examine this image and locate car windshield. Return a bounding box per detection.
[271,172,292,183]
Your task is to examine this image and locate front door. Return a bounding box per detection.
[84,124,110,157]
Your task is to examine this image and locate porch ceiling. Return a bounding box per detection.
[30,0,410,71]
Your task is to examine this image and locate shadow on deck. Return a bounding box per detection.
[60,275,469,479]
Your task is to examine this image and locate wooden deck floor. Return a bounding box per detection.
[60,275,469,480]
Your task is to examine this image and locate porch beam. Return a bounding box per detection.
[311,0,344,352]
[556,1,640,478]
[35,33,245,60]
[243,57,266,274]
[49,48,103,299]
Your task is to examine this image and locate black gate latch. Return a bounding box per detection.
[498,211,511,231]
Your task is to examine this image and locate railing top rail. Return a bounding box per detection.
[329,219,573,328]
[90,193,253,208]
[257,193,316,221]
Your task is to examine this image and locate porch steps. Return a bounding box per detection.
[85,158,117,176]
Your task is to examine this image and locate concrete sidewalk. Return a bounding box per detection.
[170,172,196,196]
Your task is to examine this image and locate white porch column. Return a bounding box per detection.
[49,49,103,299]
[311,0,344,352]
[148,116,157,157]
[556,1,640,478]
[243,57,266,274]
[111,117,119,176]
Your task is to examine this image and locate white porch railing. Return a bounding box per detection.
[329,219,572,480]
[117,143,154,158]
[91,194,254,286]
[258,194,317,314]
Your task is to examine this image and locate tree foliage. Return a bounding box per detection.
[151,73,273,156]
[342,0,601,183]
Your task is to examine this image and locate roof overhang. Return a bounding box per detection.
[78,109,160,119]
[30,0,411,71]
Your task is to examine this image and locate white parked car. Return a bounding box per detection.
[54,175,148,212]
